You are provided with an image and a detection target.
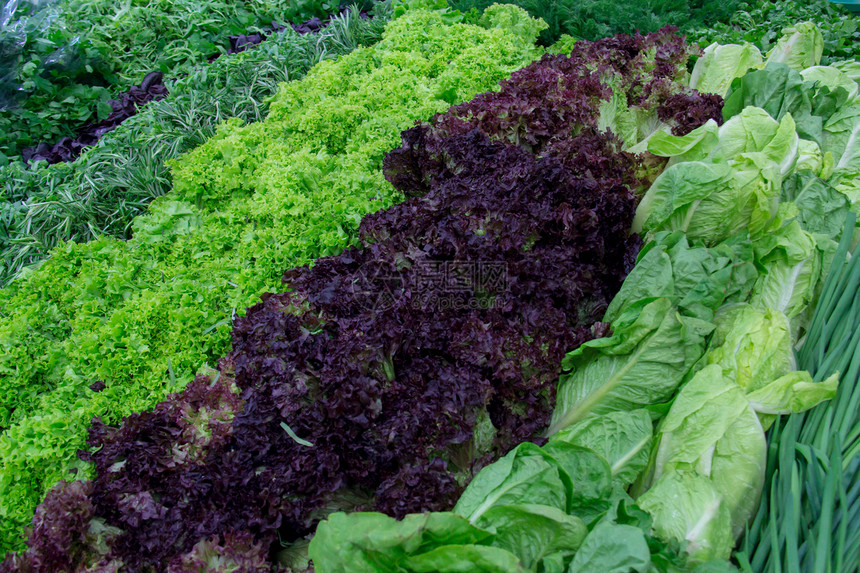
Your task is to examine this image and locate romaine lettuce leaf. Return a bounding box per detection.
[453,443,569,523]
[764,22,824,72]
[475,504,587,569]
[404,544,526,572]
[309,511,494,572]
[568,521,652,573]
[690,43,763,98]
[604,231,757,324]
[549,298,713,435]
[551,409,652,489]
[744,369,838,417]
[637,470,734,562]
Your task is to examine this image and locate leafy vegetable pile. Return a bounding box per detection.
[0,1,857,571]
[0,5,545,555]
[307,21,860,572]
[20,71,169,165]
[0,15,730,571]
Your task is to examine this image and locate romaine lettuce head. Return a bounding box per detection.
[633,107,798,245]
[690,43,763,98]
[453,442,570,523]
[795,138,827,177]
[632,156,781,245]
[764,22,824,71]
[637,470,734,562]
[706,304,794,393]
[309,511,495,572]
[708,401,767,540]
[549,298,713,435]
[749,219,824,320]
[714,107,799,177]
[604,231,757,323]
[722,63,848,147]
[642,365,766,545]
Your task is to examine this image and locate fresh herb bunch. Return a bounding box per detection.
[685,0,859,63]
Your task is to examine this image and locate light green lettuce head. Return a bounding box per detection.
[637,469,734,562]
[632,107,800,245]
[715,107,799,177]
[639,365,766,544]
[705,303,838,428]
[706,304,794,393]
[749,219,823,321]
[765,22,824,71]
[800,65,859,102]
[631,158,780,246]
[795,138,828,176]
[690,43,763,98]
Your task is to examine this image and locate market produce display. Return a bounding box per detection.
[0,0,858,570]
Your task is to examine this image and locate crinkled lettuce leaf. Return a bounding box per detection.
[715,107,799,177]
[745,369,838,417]
[604,231,756,324]
[824,103,860,174]
[631,157,780,246]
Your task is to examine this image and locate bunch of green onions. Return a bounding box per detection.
[737,212,860,572]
